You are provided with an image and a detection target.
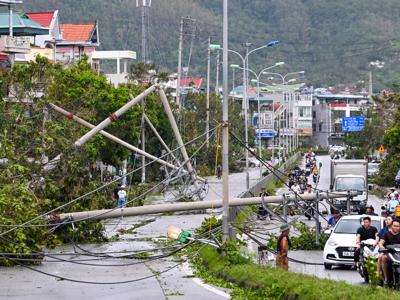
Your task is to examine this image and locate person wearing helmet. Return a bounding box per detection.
[388,193,399,215]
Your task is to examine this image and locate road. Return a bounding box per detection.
[249,155,383,285]
[0,167,265,300]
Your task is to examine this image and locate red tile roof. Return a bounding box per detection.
[60,23,96,42]
[180,77,203,89]
[26,12,55,28]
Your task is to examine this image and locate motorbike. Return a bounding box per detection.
[357,239,379,283]
[313,173,319,184]
[384,244,400,288]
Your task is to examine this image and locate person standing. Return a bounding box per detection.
[216,163,222,179]
[276,223,291,271]
[112,185,120,206]
[117,185,127,208]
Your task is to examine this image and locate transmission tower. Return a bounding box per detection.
[136,0,151,63]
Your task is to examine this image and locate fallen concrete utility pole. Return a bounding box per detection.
[49,103,179,172]
[74,84,157,147]
[59,192,353,222]
[143,113,180,166]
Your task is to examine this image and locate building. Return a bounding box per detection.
[312,93,370,148]
[0,10,48,68]
[91,50,137,87]
[57,21,99,63]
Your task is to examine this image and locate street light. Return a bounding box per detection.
[232,62,285,177]
[206,43,222,149]
[262,71,305,159]
[214,41,280,189]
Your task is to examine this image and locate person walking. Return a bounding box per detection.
[276,223,291,271]
[216,163,222,179]
[117,185,127,208]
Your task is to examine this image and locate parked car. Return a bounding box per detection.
[323,215,384,269]
[367,163,380,178]
[235,157,261,168]
[329,145,346,155]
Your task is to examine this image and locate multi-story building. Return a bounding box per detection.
[312,93,370,148]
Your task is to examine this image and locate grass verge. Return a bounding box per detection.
[195,246,398,300]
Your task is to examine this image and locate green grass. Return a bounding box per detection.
[197,246,398,300]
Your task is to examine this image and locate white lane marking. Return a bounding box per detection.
[182,261,230,299]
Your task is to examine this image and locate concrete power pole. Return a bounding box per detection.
[206,37,211,149]
[215,51,220,94]
[176,18,184,108]
[222,0,230,242]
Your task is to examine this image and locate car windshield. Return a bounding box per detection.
[335,177,365,191]
[334,219,381,234]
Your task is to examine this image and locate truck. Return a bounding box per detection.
[329,159,368,214]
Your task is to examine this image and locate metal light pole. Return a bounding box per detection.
[222,0,230,242]
[206,38,211,149]
[234,62,285,178]
[207,43,222,149]
[263,71,305,158]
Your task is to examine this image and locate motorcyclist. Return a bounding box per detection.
[302,184,315,219]
[387,193,399,215]
[325,210,341,229]
[353,216,379,269]
[291,180,302,194]
[379,219,400,286]
[312,165,319,183]
[379,215,394,239]
[365,205,378,216]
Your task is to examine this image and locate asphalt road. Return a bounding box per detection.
[0,168,266,300]
[255,155,384,285]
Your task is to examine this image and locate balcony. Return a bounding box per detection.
[0,36,30,53]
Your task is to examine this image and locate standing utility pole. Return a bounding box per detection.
[215,51,220,94]
[176,18,184,108]
[222,0,230,242]
[206,37,211,149]
[136,0,151,63]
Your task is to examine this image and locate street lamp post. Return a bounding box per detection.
[226,41,279,188]
[263,71,305,158]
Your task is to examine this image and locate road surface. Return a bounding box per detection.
[249,155,383,285]
[0,167,265,300]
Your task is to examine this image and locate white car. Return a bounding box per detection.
[329,145,346,154]
[235,157,261,168]
[323,215,384,269]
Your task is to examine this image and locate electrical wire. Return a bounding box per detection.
[0,241,208,285]
[0,125,219,235]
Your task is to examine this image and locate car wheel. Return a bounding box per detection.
[324,263,332,270]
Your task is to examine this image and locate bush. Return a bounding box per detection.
[196,246,398,300]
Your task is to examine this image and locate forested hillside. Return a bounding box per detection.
[20,0,400,89]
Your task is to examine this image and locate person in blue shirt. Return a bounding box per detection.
[325,210,341,229]
[365,205,378,216]
[378,215,393,239]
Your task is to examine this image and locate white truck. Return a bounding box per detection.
[329,159,368,214]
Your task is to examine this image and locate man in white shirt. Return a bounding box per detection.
[117,185,127,208]
[291,181,302,194]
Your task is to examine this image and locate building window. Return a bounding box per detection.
[312,111,316,118]
[319,122,322,132]
[299,107,312,118]
[313,123,316,132]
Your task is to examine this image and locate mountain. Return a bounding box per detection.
[19,0,400,89]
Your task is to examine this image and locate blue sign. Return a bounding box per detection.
[342,117,365,132]
[256,129,275,138]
